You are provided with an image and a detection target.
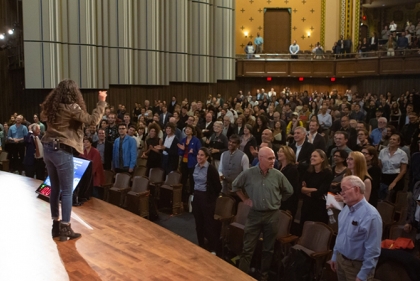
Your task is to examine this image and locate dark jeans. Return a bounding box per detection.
[8,142,25,172]
[180,162,194,201]
[380,173,403,202]
[192,191,221,253]
[43,143,74,223]
[25,158,46,180]
[239,209,281,278]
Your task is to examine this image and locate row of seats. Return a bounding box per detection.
[218,196,334,280]
[102,168,183,219]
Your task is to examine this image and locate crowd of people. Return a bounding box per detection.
[1,86,420,280]
[244,19,420,59]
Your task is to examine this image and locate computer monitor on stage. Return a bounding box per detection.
[36,157,92,200]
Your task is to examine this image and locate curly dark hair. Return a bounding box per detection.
[41,79,87,123]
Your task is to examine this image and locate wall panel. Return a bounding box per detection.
[22,0,235,89]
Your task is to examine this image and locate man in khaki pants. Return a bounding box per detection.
[330,176,382,281]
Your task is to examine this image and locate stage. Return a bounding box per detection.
[0,171,254,281]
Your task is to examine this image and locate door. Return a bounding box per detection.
[264,8,291,53]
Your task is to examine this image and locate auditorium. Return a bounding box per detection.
[1,0,420,280]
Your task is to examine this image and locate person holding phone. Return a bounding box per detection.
[41,79,107,241]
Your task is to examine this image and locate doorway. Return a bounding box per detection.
[264,8,291,53]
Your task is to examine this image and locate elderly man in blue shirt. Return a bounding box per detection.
[369,117,387,146]
[330,175,382,281]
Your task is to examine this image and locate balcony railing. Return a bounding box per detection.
[236,49,420,78]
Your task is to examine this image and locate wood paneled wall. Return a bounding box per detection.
[2,75,420,125]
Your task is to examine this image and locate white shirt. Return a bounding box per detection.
[389,23,397,31]
[378,147,408,174]
[307,132,317,144]
[295,142,304,160]
[162,135,175,155]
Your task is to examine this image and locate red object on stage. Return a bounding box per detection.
[299,77,304,82]
[267,77,272,81]
[331,77,336,82]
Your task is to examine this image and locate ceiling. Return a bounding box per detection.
[362,0,419,8]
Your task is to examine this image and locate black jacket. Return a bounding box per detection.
[93,140,113,170]
[291,141,314,178]
[206,163,222,201]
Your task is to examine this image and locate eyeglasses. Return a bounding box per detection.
[340,186,355,194]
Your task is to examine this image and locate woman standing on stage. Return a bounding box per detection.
[192,147,222,255]
[41,79,107,241]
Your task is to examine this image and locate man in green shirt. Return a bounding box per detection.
[232,147,293,280]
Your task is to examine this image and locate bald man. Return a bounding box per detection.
[232,147,293,280]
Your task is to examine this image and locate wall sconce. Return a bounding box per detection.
[307,32,311,38]
[244,31,248,38]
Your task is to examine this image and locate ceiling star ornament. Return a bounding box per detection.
[267,0,272,4]
[240,26,245,30]
[310,26,314,31]
[258,8,262,13]
[249,35,254,39]
[293,26,297,31]
[293,9,298,13]
[240,8,245,13]
[310,9,315,13]
[249,17,254,22]
[310,44,313,48]
[301,35,305,40]
[240,44,245,48]
[258,26,263,30]
[302,0,306,4]
[284,0,289,3]
[249,0,254,4]
[301,17,306,22]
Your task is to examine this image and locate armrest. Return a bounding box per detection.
[310,250,332,258]
[150,181,164,186]
[137,191,150,197]
[112,187,131,193]
[278,235,299,244]
[214,214,235,222]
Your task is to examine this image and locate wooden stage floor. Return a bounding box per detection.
[0,171,254,281]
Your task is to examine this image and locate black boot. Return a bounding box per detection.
[59,222,81,241]
[52,220,60,238]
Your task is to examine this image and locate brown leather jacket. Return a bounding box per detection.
[41,101,106,154]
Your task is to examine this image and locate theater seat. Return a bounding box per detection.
[126,176,150,219]
[107,173,131,207]
[226,202,251,256]
[159,171,182,214]
[292,221,333,281]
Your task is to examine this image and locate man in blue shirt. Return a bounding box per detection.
[7,115,28,174]
[254,33,264,54]
[330,175,382,281]
[369,117,387,146]
[112,123,137,174]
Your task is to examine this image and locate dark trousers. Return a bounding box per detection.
[8,142,25,172]
[380,173,404,202]
[192,190,221,253]
[180,162,194,200]
[239,209,281,278]
[25,158,46,180]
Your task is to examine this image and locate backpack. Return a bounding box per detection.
[281,248,312,281]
